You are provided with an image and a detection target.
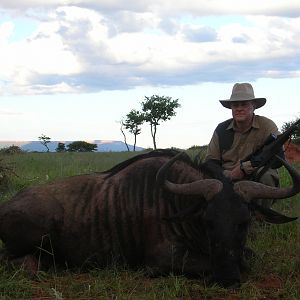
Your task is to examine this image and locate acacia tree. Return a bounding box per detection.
[38,134,51,152]
[123,109,144,151]
[67,141,97,152]
[141,95,180,149]
[56,142,66,152]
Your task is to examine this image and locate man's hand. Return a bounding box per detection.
[240,161,255,175]
[224,165,244,181]
[223,161,255,181]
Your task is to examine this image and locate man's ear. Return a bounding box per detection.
[251,202,297,224]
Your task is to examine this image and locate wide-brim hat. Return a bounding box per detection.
[219,83,266,109]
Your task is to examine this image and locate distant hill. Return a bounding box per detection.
[0,140,144,152]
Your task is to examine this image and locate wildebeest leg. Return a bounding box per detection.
[1,216,46,255]
[0,249,39,277]
[0,209,61,272]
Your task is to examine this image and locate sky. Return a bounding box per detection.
[0,0,300,149]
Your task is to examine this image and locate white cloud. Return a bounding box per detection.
[0,2,300,95]
[0,21,14,41]
[0,109,21,115]
[181,25,217,42]
[1,0,300,17]
[150,0,300,17]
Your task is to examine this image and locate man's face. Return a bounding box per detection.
[230,101,255,122]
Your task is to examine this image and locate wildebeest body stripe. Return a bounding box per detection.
[112,178,126,263]
[102,182,113,263]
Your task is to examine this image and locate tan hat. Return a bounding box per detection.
[219,83,266,109]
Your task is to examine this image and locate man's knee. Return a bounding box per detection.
[259,170,279,187]
[256,169,279,207]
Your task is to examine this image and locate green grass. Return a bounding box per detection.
[1,152,137,199]
[0,152,299,299]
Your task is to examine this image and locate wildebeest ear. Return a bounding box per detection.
[251,202,298,224]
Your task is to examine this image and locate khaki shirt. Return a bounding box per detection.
[205,115,280,170]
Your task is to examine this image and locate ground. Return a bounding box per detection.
[284,142,300,163]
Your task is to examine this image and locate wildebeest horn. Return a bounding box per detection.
[156,152,223,201]
[233,155,300,203]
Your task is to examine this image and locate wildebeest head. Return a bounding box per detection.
[156,152,300,288]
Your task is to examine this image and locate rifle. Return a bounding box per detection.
[242,118,300,181]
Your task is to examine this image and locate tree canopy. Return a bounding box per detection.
[66,141,97,152]
[123,109,144,151]
[281,117,300,145]
[56,142,66,152]
[141,95,180,149]
[38,134,51,152]
[121,95,181,150]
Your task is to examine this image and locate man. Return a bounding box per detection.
[205,82,282,207]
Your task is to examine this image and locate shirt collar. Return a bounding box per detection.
[251,114,260,129]
[226,114,259,131]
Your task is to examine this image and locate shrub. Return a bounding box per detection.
[0,159,16,192]
[0,145,23,155]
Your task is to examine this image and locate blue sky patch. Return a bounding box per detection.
[1,14,38,42]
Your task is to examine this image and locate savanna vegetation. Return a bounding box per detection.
[0,151,299,299]
[121,95,181,150]
[282,117,300,146]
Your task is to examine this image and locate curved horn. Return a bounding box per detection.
[156,152,187,186]
[234,155,300,202]
[156,151,223,201]
[164,180,223,201]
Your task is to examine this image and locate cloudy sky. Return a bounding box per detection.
[0,0,300,149]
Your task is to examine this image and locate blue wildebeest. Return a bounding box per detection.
[0,149,299,287]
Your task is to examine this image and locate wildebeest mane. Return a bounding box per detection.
[103,149,193,178]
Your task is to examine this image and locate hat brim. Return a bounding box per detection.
[219,98,266,109]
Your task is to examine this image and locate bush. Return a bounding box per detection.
[186,145,208,163]
[187,145,207,152]
[0,159,16,192]
[281,117,300,145]
[0,145,23,155]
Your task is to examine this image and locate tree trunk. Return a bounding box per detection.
[134,134,137,151]
[151,124,157,149]
[120,124,130,151]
